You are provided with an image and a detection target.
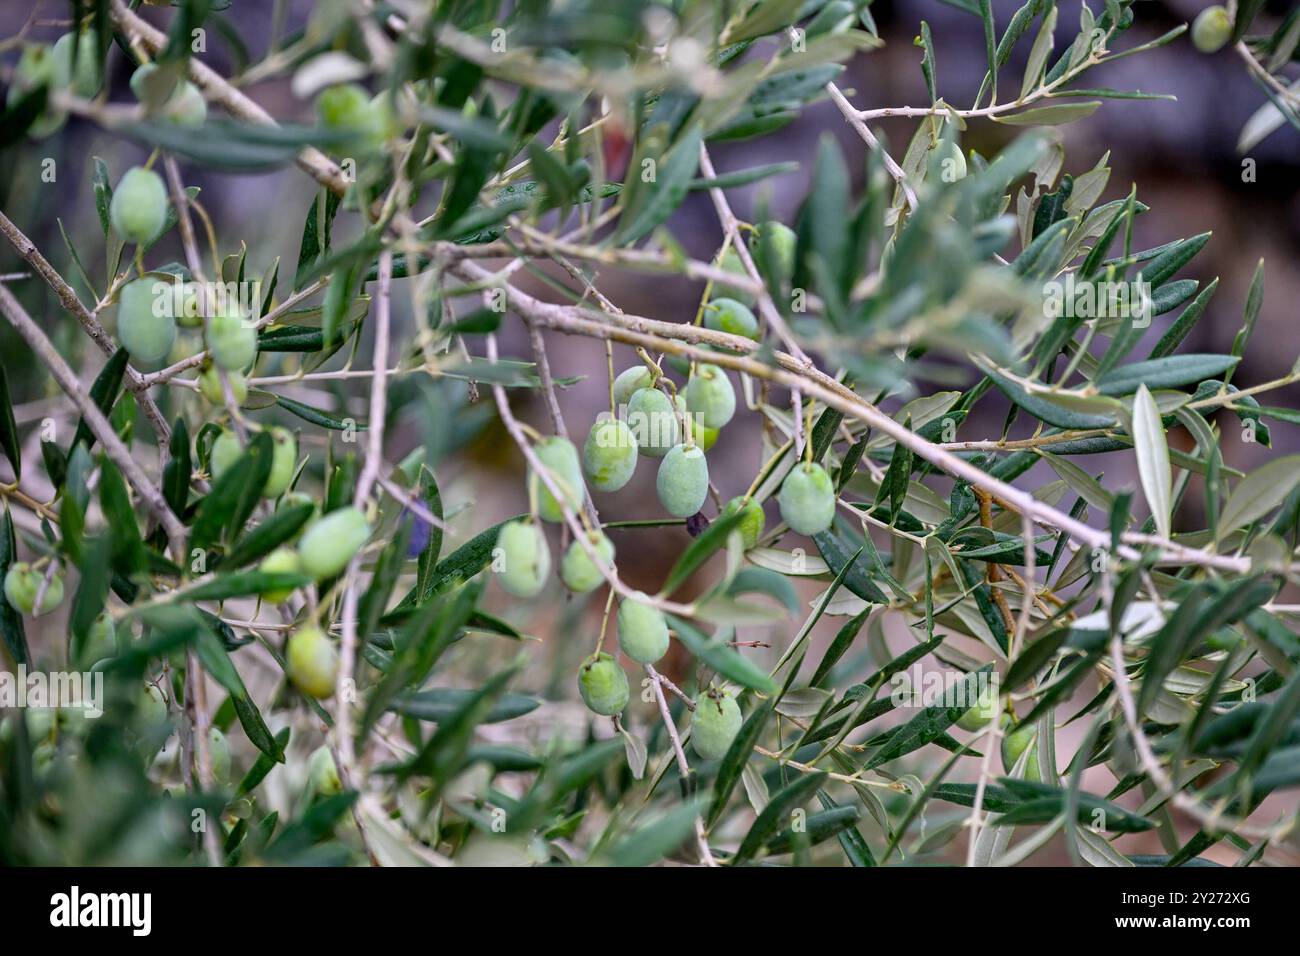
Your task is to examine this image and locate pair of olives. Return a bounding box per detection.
[256,504,372,608]
[6,30,103,139]
[577,652,743,757]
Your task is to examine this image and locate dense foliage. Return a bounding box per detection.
[0,0,1298,867]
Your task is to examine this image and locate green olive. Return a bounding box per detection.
[309,744,342,796]
[656,443,709,518]
[129,62,178,108]
[1192,5,1232,53]
[286,624,339,699]
[691,685,742,760]
[578,652,629,716]
[778,462,835,536]
[264,426,298,498]
[494,519,551,597]
[530,436,584,523]
[3,562,64,616]
[109,166,168,245]
[752,221,796,283]
[560,531,614,593]
[258,547,302,603]
[703,297,759,339]
[163,81,206,127]
[582,417,639,493]
[627,387,679,458]
[721,496,765,550]
[316,83,385,152]
[617,593,670,664]
[198,365,248,405]
[685,363,736,429]
[713,248,756,306]
[209,428,241,480]
[139,683,169,727]
[1001,720,1036,773]
[205,304,258,372]
[78,613,117,668]
[52,31,101,98]
[8,44,66,139]
[298,506,371,580]
[955,684,999,732]
[207,726,231,781]
[116,278,177,369]
[612,365,654,407]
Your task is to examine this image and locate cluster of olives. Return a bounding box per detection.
[5,29,101,138]
[129,62,207,127]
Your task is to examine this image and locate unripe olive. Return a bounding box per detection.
[1001,721,1036,773]
[207,726,231,782]
[721,496,765,549]
[286,624,339,699]
[52,31,101,98]
[955,684,999,732]
[582,417,638,493]
[367,89,404,141]
[298,506,371,580]
[627,387,679,457]
[258,547,301,603]
[129,62,177,106]
[309,744,342,796]
[530,436,584,523]
[198,365,248,405]
[656,443,709,518]
[317,83,384,151]
[116,278,177,368]
[78,612,117,668]
[164,82,207,127]
[560,531,614,593]
[205,304,258,372]
[139,682,169,727]
[704,297,759,339]
[617,593,670,664]
[612,365,654,407]
[714,248,756,306]
[494,519,551,597]
[685,363,736,429]
[8,44,66,138]
[1192,5,1232,53]
[778,462,835,536]
[264,426,298,498]
[4,562,64,616]
[691,685,742,760]
[109,166,168,245]
[209,428,241,480]
[681,403,720,452]
[752,220,796,281]
[578,652,629,716]
[316,82,369,127]
[175,282,203,328]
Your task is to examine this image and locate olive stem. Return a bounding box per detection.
[646,664,716,867]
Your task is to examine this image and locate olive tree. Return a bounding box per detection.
[0,0,1297,868]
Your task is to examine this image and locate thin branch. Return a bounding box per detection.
[645,664,717,867]
[0,282,187,558]
[0,209,172,443]
[453,260,1251,575]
